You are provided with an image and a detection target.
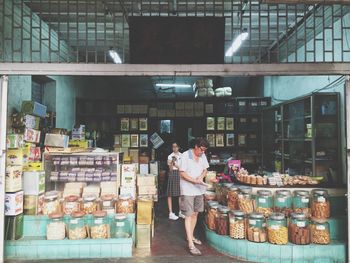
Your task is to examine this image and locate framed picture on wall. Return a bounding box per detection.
[206,117,215,131]
[130,118,139,131]
[217,117,225,130]
[121,134,130,148]
[130,134,139,148]
[139,118,148,131]
[226,117,234,131]
[114,134,121,146]
[226,133,235,147]
[140,134,148,147]
[216,133,225,147]
[206,134,216,147]
[120,118,129,132]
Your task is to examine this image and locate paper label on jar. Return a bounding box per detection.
[94,219,103,224]
[270,225,279,230]
[262,223,266,228]
[316,225,326,230]
[116,222,125,227]
[258,198,266,204]
[122,201,129,207]
[103,201,111,207]
[249,220,256,225]
[297,222,306,227]
[70,219,78,224]
[317,197,326,203]
[277,197,286,203]
[301,197,309,203]
[65,202,76,209]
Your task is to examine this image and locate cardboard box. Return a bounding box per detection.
[6,134,25,149]
[12,113,40,129]
[137,199,153,224]
[139,164,149,175]
[5,165,23,192]
[24,162,43,171]
[129,149,139,163]
[5,191,24,216]
[72,125,86,141]
[138,186,157,195]
[23,194,44,215]
[137,174,156,186]
[69,140,89,148]
[44,134,69,148]
[22,143,37,163]
[7,149,24,166]
[23,171,45,195]
[121,164,137,187]
[120,186,136,199]
[5,214,24,240]
[136,224,151,248]
[24,128,41,144]
[21,101,47,118]
[139,155,150,164]
[150,162,159,176]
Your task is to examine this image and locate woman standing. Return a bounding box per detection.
[167,142,185,220]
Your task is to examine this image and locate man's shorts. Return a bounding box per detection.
[180,195,204,217]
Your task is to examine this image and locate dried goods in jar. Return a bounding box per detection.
[247,227,266,243]
[311,201,330,219]
[267,226,288,245]
[116,194,135,214]
[91,224,109,239]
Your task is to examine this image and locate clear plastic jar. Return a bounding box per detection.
[63,195,81,215]
[311,189,330,219]
[227,186,239,210]
[310,218,330,244]
[207,202,219,231]
[114,214,131,238]
[293,190,311,217]
[238,187,254,214]
[68,211,87,240]
[82,194,98,214]
[42,191,61,215]
[116,194,135,214]
[255,190,273,217]
[216,206,229,236]
[247,212,266,243]
[229,210,245,239]
[274,190,292,217]
[101,194,116,215]
[91,210,109,239]
[46,212,66,240]
[267,212,288,245]
[289,212,311,245]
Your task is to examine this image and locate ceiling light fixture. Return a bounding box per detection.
[155,83,192,88]
[108,49,122,64]
[225,30,249,57]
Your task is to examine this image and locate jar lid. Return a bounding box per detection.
[239,186,252,194]
[230,210,245,217]
[119,193,132,200]
[311,217,328,224]
[223,183,234,188]
[291,212,307,220]
[269,212,285,220]
[209,203,220,209]
[257,190,272,197]
[115,213,127,220]
[207,201,219,206]
[83,194,97,201]
[218,206,230,213]
[229,186,239,191]
[312,189,328,196]
[205,191,216,196]
[249,212,264,219]
[44,190,59,200]
[49,212,64,219]
[101,194,115,201]
[93,210,107,217]
[72,211,85,218]
[276,190,292,197]
[65,195,79,202]
[294,190,309,196]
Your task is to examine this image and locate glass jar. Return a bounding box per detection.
[238,187,254,214]
[114,214,131,238]
[63,195,81,215]
[116,194,135,214]
[227,186,239,210]
[267,212,288,245]
[311,189,330,219]
[274,190,292,217]
[289,212,311,245]
[221,183,233,206]
[215,183,225,205]
[229,210,245,239]
[310,218,330,244]
[216,206,229,236]
[68,211,87,240]
[207,202,219,231]
[82,194,98,214]
[293,190,311,217]
[91,210,109,239]
[101,194,116,215]
[205,201,219,226]
[42,191,61,215]
[247,212,266,243]
[46,212,66,240]
[255,190,273,217]
[204,191,217,203]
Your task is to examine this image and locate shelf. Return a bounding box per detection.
[283,138,312,142]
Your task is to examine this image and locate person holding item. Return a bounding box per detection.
[167,142,185,220]
[179,138,209,256]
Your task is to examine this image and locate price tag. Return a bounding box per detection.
[94,219,103,224]
[301,197,309,203]
[116,222,125,227]
[277,197,286,203]
[103,201,111,207]
[122,201,129,207]
[317,197,326,203]
[316,225,326,231]
[70,219,78,224]
[297,222,306,227]
[270,225,279,230]
[258,198,266,204]
[249,220,256,225]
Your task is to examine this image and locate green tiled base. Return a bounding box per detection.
[205,227,346,263]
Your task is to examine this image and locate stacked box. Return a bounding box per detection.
[137,174,158,201]
[5,213,24,240]
[137,199,153,224]
[23,171,45,195]
[5,165,22,192]
[121,164,137,187]
[21,101,47,118]
[23,194,44,215]
[5,191,24,216]
[11,113,40,129]
[136,224,152,248]
[72,124,86,141]
[44,133,69,148]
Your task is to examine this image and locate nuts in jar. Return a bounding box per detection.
[311,189,330,219]
[310,218,330,244]
[116,194,135,214]
[91,210,109,239]
[42,191,61,215]
[82,194,98,214]
[46,213,66,240]
[267,213,288,245]
[68,211,87,240]
[256,207,274,217]
[63,195,81,215]
[229,210,245,239]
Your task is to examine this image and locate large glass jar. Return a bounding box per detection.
[204,191,217,203]
[68,211,87,240]
[247,212,266,243]
[82,194,98,214]
[274,190,292,217]
[221,183,233,206]
[46,213,66,240]
[101,194,116,215]
[293,190,311,217]
[207,202,219,231]
[267,212,288,245]
[216,206,229,236]
[311,189,330,219]
[289,212,311,245]
[114,214,131,238]
[229,210,245,239]
[215,183,225,205]
[310,218,330,244]
[227,186,239,210]
[116,194,135,214]
[91,210,109,239]
[205,201,219,226]
[255,190,273,217]
[238,187,254,214]
[42,191,61,215]
[63,195,81,215]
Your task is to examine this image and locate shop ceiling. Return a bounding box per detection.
[1,0,350,64]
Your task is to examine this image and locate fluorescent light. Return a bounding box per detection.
[225,31,249,57]
[156,83,192,88]
[108,50,122,64]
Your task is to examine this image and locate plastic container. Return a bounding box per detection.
[267,212,288,245]
[229,210,245,239]
[91,210,109,239]
[247,212,266,243]
[289,212,311,245]
[62,195,81,215]
[238,187,254,214]
[274,190,292,217]
[101,194,116,215]
[82,194,98,214]
[114,214,131,238]
[293,190,311,217]
[255,190,273,217]
[68,211,87,240]
[311,189,330,219]
[116,194,135,214]
[216,206,229,236]
[42,191,61,215]
[310,217,330,244]
[227,186,239,210]
[46,213,65,240]
[207,202,219,231]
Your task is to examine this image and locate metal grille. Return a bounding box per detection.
[0,0,350,64]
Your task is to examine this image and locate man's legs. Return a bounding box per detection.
[185,215,195,248]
